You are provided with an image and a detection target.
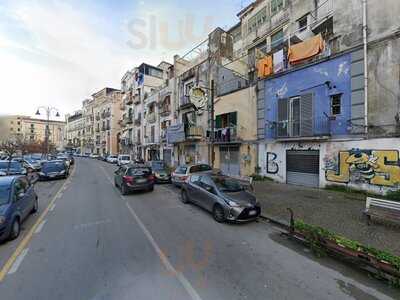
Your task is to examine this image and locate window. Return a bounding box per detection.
[190,175,201,184]
[248,7,267,33]
[298,15,308,32]
[271,29,284,49]
[190,164,212,173]
[331,94,342,115]
[271,0,284,15]
[184,81,194,96]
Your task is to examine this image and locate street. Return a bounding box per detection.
[0,158,398,300]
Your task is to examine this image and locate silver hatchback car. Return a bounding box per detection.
[181,174,260,223]
[171,164,212,187]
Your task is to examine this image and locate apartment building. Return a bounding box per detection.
[82,98,95,155]
[65,111,84,153]
[92,88,122,156]
[232,0,400,194]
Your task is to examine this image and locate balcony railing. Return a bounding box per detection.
[212,126,238,143]
[272,117,331,140]
[123,115,133,126]
[186,125,203,140]
[147,112,156,124]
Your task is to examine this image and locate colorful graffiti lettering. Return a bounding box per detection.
[266,152,279,174]
[325,149,400,187]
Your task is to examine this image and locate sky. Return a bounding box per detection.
[0,0,251,120]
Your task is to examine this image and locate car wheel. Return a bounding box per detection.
[213,205,225,223]
[31,197,38,214]
[121,184,128,195]
[9,218,20,240]
[181,190,190,204]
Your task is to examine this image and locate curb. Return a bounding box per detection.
[260,213,290,230]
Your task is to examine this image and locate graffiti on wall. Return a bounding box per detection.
[325,149,400,187]
[266,152,279,174]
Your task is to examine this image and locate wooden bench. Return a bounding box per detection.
[364,197,400,225]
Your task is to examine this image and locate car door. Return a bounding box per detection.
[186,175,202,204]
[196,176,218,212]
[13,179,30,220]
[116,167,125,186]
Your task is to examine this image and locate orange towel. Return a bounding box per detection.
[288,34,325,64]
[257,55,273,78]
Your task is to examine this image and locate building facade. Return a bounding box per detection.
[65,111,84,153]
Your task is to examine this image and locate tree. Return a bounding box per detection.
[0,138,22,174]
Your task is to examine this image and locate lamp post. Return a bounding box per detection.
[35,106,60,155]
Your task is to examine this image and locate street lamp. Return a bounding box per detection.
[35,106,61,155]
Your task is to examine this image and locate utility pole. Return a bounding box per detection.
[210,79,215,168]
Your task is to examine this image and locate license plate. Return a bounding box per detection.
[49,174,56,178]
[136,178,146,183]
[248,210,257,216]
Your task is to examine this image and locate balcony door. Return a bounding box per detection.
[289,97,300,137]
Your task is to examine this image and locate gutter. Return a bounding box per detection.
[362,0,368,135]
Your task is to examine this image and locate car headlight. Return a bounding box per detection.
[39,172,45,176]
[60,170,66,175]
[227,200,240,207]
[0,216,5,224]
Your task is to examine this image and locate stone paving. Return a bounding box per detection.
[254,180,400,256]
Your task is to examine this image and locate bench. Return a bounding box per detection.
[364,197,400,225]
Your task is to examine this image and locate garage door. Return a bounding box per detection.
[220,146,240,176]
[286,150,319,188]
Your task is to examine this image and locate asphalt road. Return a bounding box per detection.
[0,158,398,300]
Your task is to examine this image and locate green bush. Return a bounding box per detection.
[385,190,400,202]
[294,220,400,271]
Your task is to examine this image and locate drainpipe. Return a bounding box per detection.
[362,0,368,135]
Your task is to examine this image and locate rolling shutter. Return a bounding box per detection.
[286,150,320,188]
[277,98,289,137]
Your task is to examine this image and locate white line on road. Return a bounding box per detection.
[49,203,56,211]
[125,202,203,300]
[73,219,112,230]
[34,220,47,234]
[7,248,29,275]
[99,165,203,300]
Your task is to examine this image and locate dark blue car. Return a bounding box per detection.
[39,160,69,180]
[0,176,38,241]
[0,160,27,176]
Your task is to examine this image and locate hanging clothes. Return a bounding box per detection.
[288,34,325,64]
[257,55,273,78]
[273,49,284,73]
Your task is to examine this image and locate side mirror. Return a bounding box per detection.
[17,192,25,200]
[204,185,214,193]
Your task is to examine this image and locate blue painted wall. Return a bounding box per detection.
[264,53,352,139]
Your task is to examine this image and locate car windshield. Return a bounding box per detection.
[190,164,212,173]
[42,162,64,172]
[0,184,10,205]
[120,156,130,160]
[110,156,117,159]
[151,161,165,171]
[212,176,245,193]
[176,166,187,174]
[127,168,151,176]
[0,161,22,170]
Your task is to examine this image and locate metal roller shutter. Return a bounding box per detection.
[286,150,320,188]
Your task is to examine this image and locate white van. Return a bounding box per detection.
[117,155,131,166]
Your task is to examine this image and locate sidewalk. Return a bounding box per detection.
[254,181,400,256]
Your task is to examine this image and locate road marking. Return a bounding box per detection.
[7,248,29,275]
[99,165,202,300]
[0,165,76,282]
[34,220,47,234]
[49,203,56,211]
[73,219,111,230]
[56,193,63,199]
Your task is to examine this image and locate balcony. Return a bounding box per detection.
[271,117,331,141]
[95,141,101,146]
[186,126,203,140]
[147,112,156,124]
[123,114,133,126]
[160,105,171,117]
[212,126,238,144]
[95,115,100,121]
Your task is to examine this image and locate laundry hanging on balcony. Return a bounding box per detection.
[257,55,273,78]
[273,49,284,73]
[288,34,325,65]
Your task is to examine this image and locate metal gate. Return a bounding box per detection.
[286,150,319,188]
[220,146,240,176]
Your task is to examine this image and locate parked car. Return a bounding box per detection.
[90,154,99,159]
[117,155,131,166]
[114,164,154,195]
[0,161,27,176]
[56,155,71,169]
[0,176,38,241]
[171,164,212,187]
[13,158,41,172]
[146,161,171,183]
[39,160,69,180]
[106,155,118,164]
[181,174,260,223]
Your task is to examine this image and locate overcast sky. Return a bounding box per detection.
[0,0,251,119]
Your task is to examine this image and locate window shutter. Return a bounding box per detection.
[277,98,289,137]
[300,93,313,136]
[215,115,222,129]
[230,112,237,127]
